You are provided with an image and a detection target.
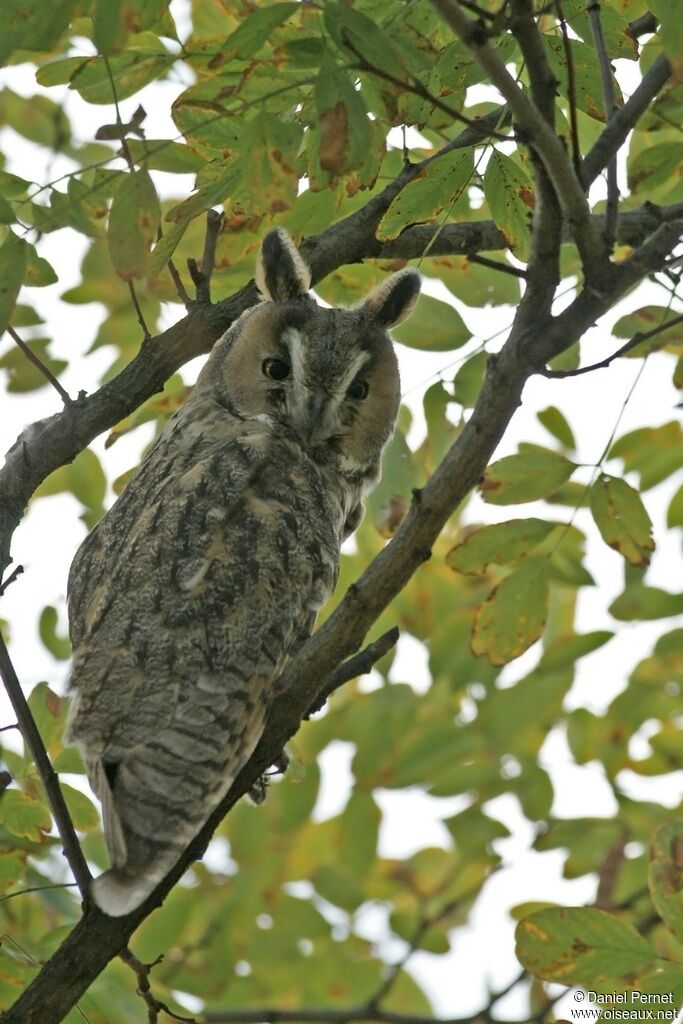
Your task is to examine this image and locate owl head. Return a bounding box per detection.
[200,228,420,479]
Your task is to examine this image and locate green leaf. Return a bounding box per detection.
[0,230,27,334]
[60,784,100,832]
[393,294,471,351]
[309,55,372,184]
[47,36,175,105]
[165,165,240,225]
[472,557,549,666]
[483,151,533,260]
[668,483,683,529]
[612,305,683,357]
[0,790,51,842]
[590,474,655,567]
[480,450,576,505]
[610,585,683,622]
[148,220,189,276]
[628,142,683,198]
[33,448,107,528]
[24,242,57,286]
[366,428,415,537]
[38,606,71,661]
[609,422,683,490]
[447,519,556,575]
[0,336,67,393]
[377,150,473,240]
[107,169,160,280]
[516,906,658,986]
[452,351,487,408]
[537,406,576,450]
[546,37,623,121]
[650,0,683,81]
[540,631,614,671]
[0,0,77,65]
[221,3,299,61]
[126,139,204,174]
[648,821,683,943]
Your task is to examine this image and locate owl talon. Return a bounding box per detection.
[247,750,289,804]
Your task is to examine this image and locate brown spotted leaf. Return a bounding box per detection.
[471,557,549,666]
[589,474,654,567]
[107,168,160,280]
[517,907,659,987]
[649,821,683,943]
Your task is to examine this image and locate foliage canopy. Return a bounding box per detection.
[0,0,682,1022]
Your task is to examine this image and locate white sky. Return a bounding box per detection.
[0,6,682,1018]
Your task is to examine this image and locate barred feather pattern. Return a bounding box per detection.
[66,229,420,916]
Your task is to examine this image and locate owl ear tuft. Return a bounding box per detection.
[359,268,421,328]
[255,229,311,302]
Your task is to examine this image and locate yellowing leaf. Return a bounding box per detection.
[0,790,51,842]
[447,519,556,575]
[472,557,549,666]
[516,906,658,986]
[590,474,655,567]
[377,150,473,241]
[107,168,160,280]
[480,450,576,505]
[483,151,533,260]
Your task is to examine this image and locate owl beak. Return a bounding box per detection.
[293,389,329,445]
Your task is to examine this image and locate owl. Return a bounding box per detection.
[66,229,420,917]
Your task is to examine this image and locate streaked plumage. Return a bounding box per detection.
[66,229,420,916]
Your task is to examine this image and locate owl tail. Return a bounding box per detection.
[91,857,179,918]
[87,757,196,917]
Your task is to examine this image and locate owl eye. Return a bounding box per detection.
[262,357,292,382]
[347,378,369,401]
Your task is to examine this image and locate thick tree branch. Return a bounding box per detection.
[429,0,608,283]
[509,0,563,317]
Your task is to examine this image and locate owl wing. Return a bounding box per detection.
[67,407,332,915]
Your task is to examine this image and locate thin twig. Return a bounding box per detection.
[540,309,683,377]
[167,258,192,309]
[187,209,224,304]
[119,949,196,1024]
[0,563,24,596]
[306,626,399,717]
[555,0,582,176]
[103,56,152,340]
[587,0,619,252]
[127,281,151,341]
[0,633,92,898]
[5,326,72,405]
[466,252,527,279]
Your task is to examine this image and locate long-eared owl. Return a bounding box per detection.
[66,229,421,916]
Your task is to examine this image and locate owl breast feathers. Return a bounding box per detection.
[66,229,420,916]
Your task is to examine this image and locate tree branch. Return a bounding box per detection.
[0,633,91,898]
[582,54,671,188]
[4,180,678,1019]
[187,208,224,304]
[587,0,619,251]
[429,0,608,284]
[540,310,683,378]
